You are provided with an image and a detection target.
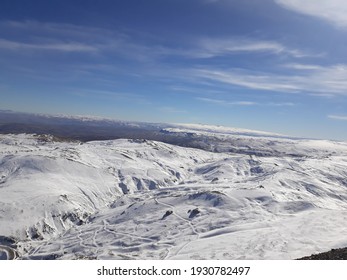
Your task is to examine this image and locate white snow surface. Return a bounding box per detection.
[1,130,347,260]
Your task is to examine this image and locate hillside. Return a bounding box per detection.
[1,125,347,260]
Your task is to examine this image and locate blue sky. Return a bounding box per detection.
[1,0,347,140]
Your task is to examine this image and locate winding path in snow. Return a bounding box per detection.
[154,197,201,259]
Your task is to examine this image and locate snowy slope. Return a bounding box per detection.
[164,123,347,157]
[1,129,347,260]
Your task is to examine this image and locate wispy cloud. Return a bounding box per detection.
[191,64,347,96]
[157,37,311,59]
[275,0,347,29]
[0,21,134,56]
[1,20,117,40]
[0,38,98,52]
[328,115,347,121]
[0,20,193,63]
[0,20,316,65]
[197,97,256,106]
[0,20,341,101]
[283,63,324,70]
[191,38,308,58]
[192,69,300,92]
[196,97,295,107]
[168,86,228,96]
[267,102,295,106]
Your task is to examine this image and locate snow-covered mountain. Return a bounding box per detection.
[1,125,347,260]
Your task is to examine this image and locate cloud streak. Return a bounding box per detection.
[0,38,98,52]
[0,20,316,65]
[0,21,130,56]
[157,37,311,59]
[328,115,347,121]
[192,69,300,92]
[191,64,347,96]
[191,38,308,58]
[275,0,347,29]
[197,97,256,106]
[196,97,295,107]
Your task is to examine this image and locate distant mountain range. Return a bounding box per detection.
[0,109,309,156]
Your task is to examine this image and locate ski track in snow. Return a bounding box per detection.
[1,131,347,259]
[154,197,200,259]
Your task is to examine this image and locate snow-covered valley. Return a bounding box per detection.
[1,125,347,260]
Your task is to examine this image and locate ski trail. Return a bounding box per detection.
[102,219,155,243]
[76,228,90,249]
[154,197,200,259]
[92,227,101,248]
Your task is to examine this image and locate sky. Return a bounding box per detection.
[1,0,347,140]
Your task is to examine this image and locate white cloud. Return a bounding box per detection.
[268,102,295,106]
[158,38,310,59]
[191,64,347,96]
[0,38,98,52]
[328,115,347,121]
[196,97,295,107]
[197,97,256,106]
[193,38,307,58]
[275,0,347,29]
[0,21,131,56]
[1,20,116,40]
[231,101,256,106]
[0,20,314,63]
[283,63,324,70]
[193,69,300,92]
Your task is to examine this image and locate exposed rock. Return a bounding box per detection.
[189,208,200,219]
[161,210,173,220]
[298,247,347,260]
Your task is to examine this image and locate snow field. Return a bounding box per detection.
[1,132,347,259]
